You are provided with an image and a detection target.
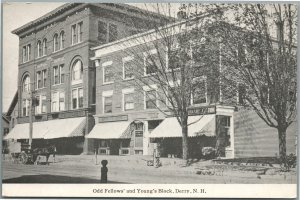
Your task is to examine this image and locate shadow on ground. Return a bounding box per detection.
[3,174,126,184]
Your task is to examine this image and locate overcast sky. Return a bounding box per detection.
[2,3,65,111]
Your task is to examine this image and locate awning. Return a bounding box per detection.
[4,117,86,140]
[86,121,132,139]
[150,114,216,138]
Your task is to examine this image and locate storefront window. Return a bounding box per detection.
[220,116,231,147]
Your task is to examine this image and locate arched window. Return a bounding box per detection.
[53,34,59,52]
[60,31,65,50]
[37,40,42,57]
[23,75,30,92]
[71,59,83,84]
[43,39,47,56]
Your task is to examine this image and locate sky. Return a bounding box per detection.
[2,3,65,111]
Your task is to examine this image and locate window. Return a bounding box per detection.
[60,31,65,50]
[43,39,47,56]
[71,60,83,84]
[37,40,42,57]
[261,85,269,105]
[22,99,30,117]
[78,22,83,43]
[123,56,134,80]
[22,46,27,63]
[59,65,64,84]
[122,89,135,111]
[104,96,113,113]
[35,95,47,114]
[98,21,107,43]
[71,24,76,45]
[27,44,31,61]
[23,75,30,92]
[145,90,157,109]
[144,50,158,75]
[98,21,118,43]
[36,71,42,89]
[72,88,83,109]
[108,23,118,42]
[51,91,64,112]
[168,44,181,70]
[42,70,47,88]
[191,78,207,104]
[53,34,59,52]
[103,61,113,83]
[53,66,59,85]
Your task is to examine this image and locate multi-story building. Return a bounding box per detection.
[88,17,297,158]
[6,3,170,154]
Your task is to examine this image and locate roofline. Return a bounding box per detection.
[12,3,173,36]
[6,91,18,117]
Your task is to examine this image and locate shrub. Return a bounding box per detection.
[202,147,216,159]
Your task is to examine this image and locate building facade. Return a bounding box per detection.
[7,3,170,154]
[89,19,297,158]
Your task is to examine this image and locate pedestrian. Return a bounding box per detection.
[100,160,108,183]
[154,143,161,168]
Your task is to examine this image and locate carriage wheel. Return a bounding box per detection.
[19,152,28,164]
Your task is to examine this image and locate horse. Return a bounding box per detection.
[32,145,56,165]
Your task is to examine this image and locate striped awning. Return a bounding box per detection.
[149,115,216,138]
[4,117,86,140]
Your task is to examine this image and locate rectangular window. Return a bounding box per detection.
[103,64,113,83]
[52,92,58,112]
[36,71,42,89]
[78,88,83,108]
[71,24,77,45]
[219,116,231,147]
[145,90,157,109]
[192,79,207,104]
[42,70,47,88]
[43,40,47,56]
[124,93,134,111]
[123,57,134,80]
[22,46,27,63]
[41,95,47,113]
[59,65,64,84]
[98,21,107,43]
[35,96,41,114]
[59,92,65,111]
[72,89,78,109]
[144,53,157,75]
[104,96,112,113]
[22,99,27,116]
[78,22,83,43]
[53,66,59,85]
[72,88,83,109]
[27,44,31,61]
[168,47,180,70]
[108,23,118,42]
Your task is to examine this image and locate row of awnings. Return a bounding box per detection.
[4,115,216,140]
[4,117,86,140]
[86,114,215,139]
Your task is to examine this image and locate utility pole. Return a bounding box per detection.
[28,88,35,149]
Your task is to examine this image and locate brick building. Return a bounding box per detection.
[5,3,170,154]
[88,18,297,158]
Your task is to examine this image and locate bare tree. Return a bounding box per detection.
[209,4,297,166]
[111,4,222,160]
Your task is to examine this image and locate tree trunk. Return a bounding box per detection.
[181,117,189,160]
[278,127,287,166]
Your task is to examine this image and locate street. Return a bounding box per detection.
[2,155,296,184]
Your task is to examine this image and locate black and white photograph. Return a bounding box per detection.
[1,2,298,198]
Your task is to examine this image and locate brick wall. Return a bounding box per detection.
[234,109,297,158]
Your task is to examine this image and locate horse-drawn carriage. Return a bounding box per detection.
[9,141,56,165]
